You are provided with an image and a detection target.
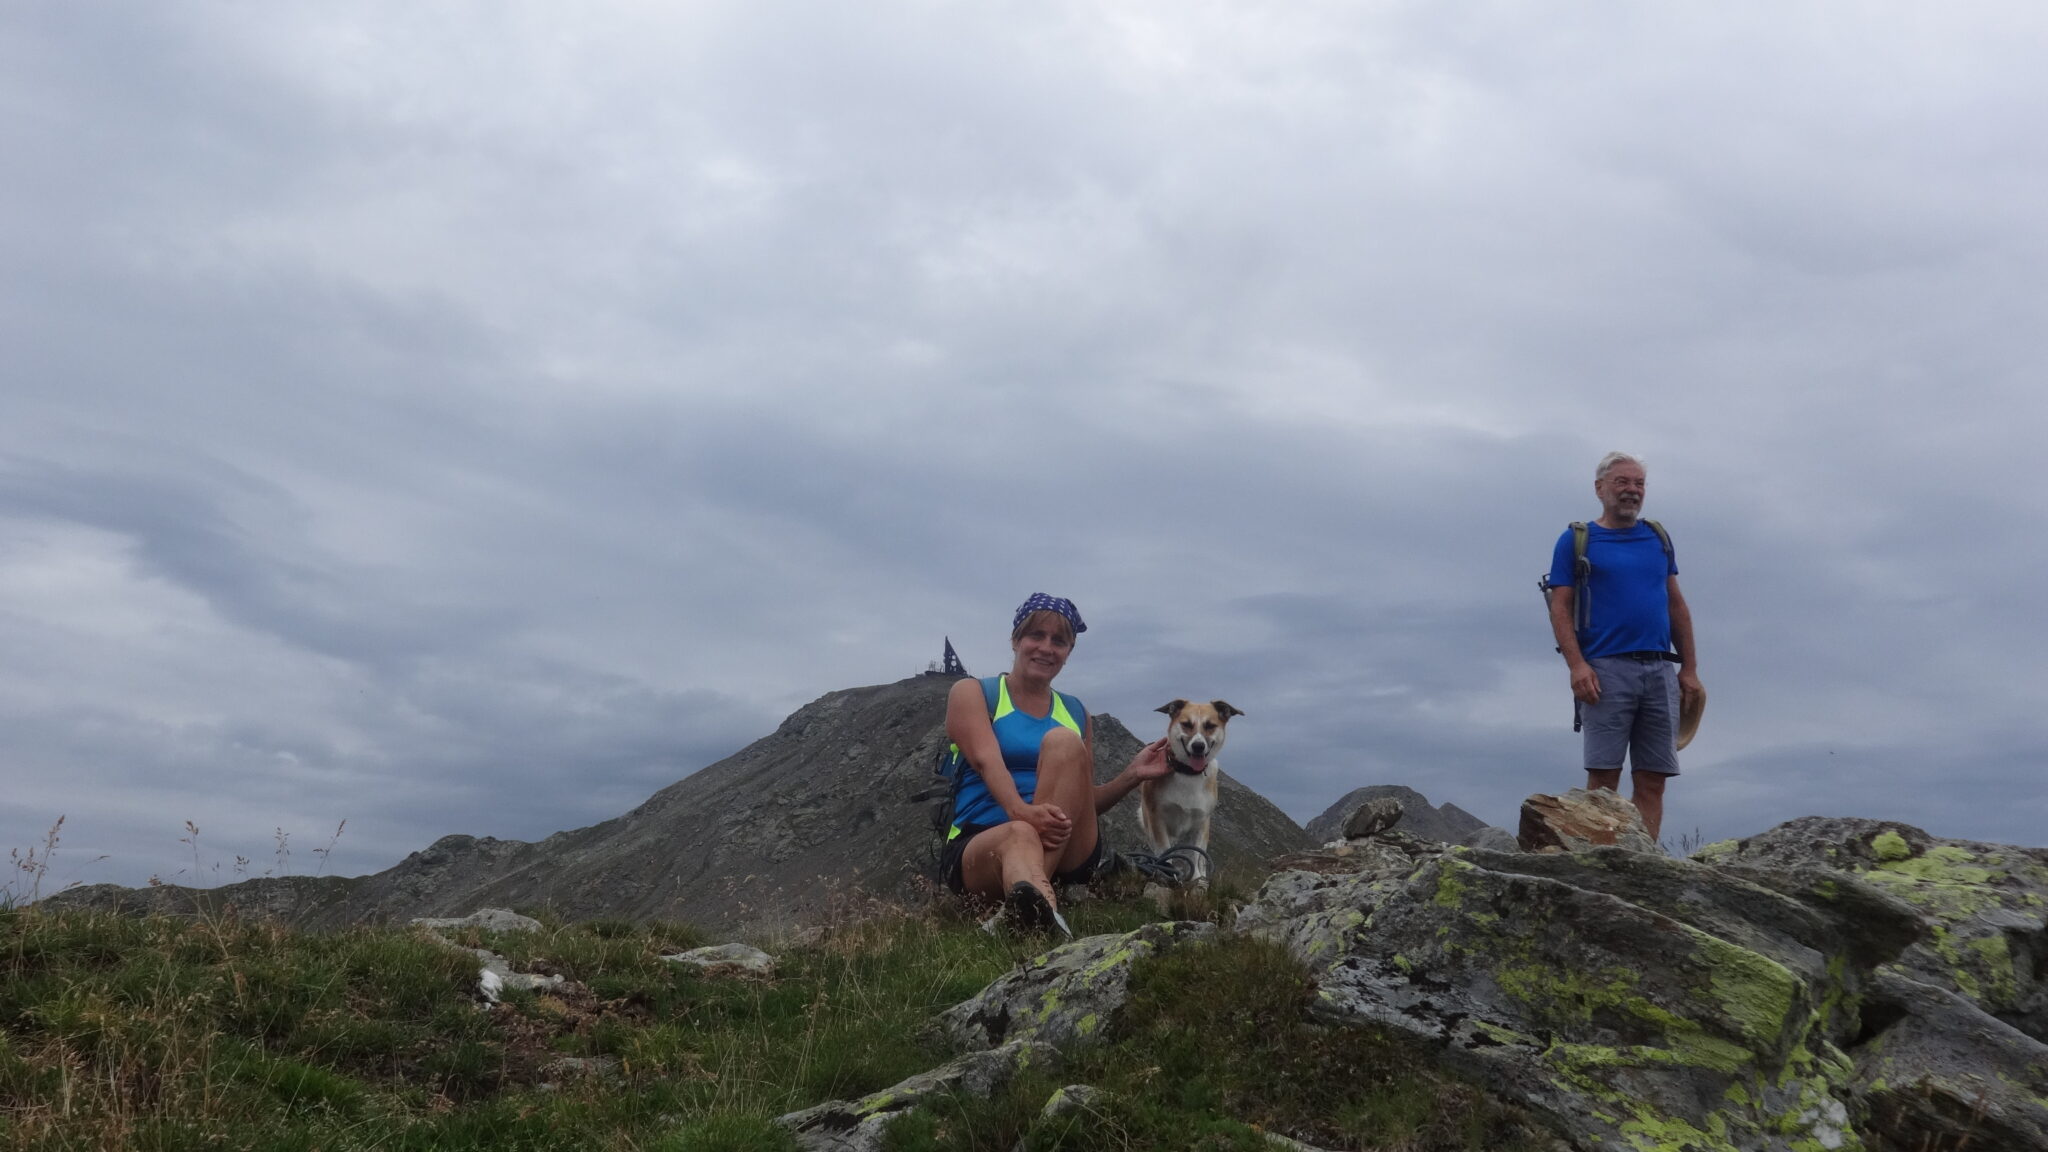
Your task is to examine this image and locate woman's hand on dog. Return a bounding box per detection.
[1127,737,1172,781]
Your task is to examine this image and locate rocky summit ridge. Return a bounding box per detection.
[781,814,2048,1152]
[51,675,1314,934]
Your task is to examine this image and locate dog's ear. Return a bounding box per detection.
[1156,699,1187,717]
[1212,700,1244,719]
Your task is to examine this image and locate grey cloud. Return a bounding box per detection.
[5,3,2047,893]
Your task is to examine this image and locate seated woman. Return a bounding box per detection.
[939,594,1169,933]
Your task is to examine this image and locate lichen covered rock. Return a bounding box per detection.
[775,1039,1058,1152]
[1706,817,2048,1044]
[940,921,1219,1052]
[1239,841,1938,1151]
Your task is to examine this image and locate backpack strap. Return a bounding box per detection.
[1644,520,1675,569]
[1569,522,1592,632]
[1570,519,1677,638]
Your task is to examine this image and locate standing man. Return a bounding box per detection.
[1546,452,1704,842]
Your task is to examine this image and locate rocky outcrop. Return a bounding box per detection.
[48,676,1313,935]
[776,810,2048,1150]
[1304,785,1485,846]
[1697,817,2048,1043]
[1236,815,2048,1151]
[1698,817,2048,1150]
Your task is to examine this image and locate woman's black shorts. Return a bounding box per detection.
[939,821,1107,894]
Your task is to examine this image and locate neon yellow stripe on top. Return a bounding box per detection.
[994,675,1080,735]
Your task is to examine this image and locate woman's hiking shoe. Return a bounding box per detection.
[999,881,1073,939]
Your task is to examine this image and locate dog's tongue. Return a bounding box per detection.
[1183,756,1208,771]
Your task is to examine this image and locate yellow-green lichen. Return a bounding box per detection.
[1870,830,1912,862]
[1699,935,1799,1051]
[1872,844,1993,885]
[1691,839,1740,863]
[1433,858,1477,909]
[1967,933,2017,1005]
[1468,1019,1536,1046]
[854,1089,899,1116]
[1494,961,1641,1029]
[1617,1111,1731,1151]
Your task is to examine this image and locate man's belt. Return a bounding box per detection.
[1609,650,1679,663]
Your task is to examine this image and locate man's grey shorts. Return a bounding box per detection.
[1582,654,1681,775]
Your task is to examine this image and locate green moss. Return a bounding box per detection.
[1870,831,1911,862]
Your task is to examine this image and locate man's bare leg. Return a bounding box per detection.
[1630,770,1667,842]
[1586,767,1622,793]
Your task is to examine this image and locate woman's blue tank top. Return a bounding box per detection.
[949,675,1087,832]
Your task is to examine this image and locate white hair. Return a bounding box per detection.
[1595,451,1645,481]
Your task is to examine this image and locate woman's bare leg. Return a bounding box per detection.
[1032,727,1099,883]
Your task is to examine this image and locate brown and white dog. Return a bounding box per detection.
[1139,699,1243,882]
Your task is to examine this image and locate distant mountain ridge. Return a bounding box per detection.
[54,675,1314,934]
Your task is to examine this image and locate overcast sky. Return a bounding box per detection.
[6,2,2045,895]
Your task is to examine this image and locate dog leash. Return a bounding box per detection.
[1112,844,1211,886]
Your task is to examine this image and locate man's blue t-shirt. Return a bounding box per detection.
[1548,522,1677,659]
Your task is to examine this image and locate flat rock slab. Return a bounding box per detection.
[775,1039,1057,1152]
[663,942,777,978]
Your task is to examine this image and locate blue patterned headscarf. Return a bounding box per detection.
[1013,593,1086,638]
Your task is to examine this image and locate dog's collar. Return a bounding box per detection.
[1168,756,1208,777]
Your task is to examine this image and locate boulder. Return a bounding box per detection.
[1849,969,2048,1152]
[941,921,1219,1052]
[1518,787,1661,854]
[1458,825,1521,854]
[1341,797,1404,840]
[1305,785,1485,845]
[1239,839,1923,1150]
[1697,816,2048,1043]
[663,942,777,978]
